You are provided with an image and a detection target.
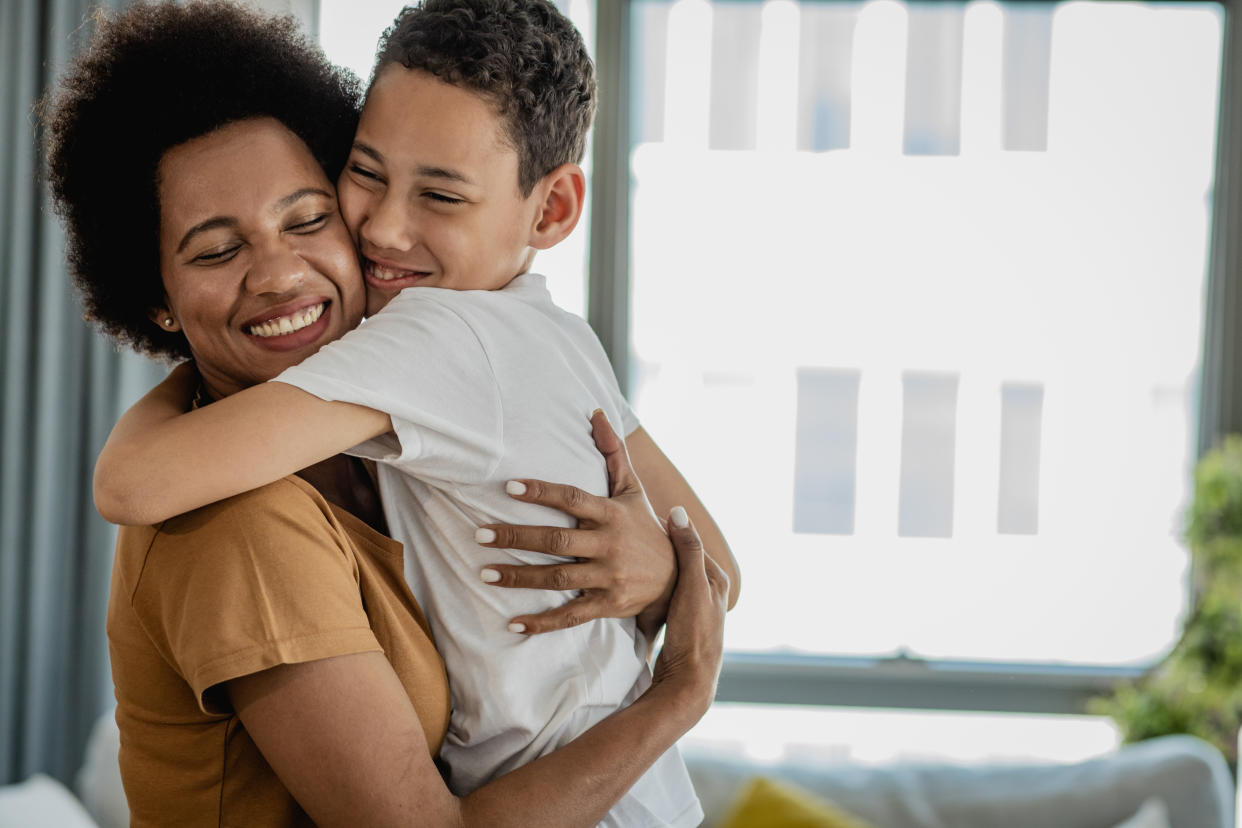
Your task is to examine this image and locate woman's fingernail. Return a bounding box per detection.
[480,568,501,583]
[505,480,527,496]
[475,528,497,544]
[670,506,689,529]
[508,622,527,634]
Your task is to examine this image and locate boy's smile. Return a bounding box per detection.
[339,66,543,316]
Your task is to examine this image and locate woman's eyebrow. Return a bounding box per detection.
[272,187,334,212]
[176,217,236,254]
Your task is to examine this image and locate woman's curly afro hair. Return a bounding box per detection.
[44,0,361,361]
[375,0,596,196]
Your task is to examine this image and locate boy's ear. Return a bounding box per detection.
[147,304,182,333]
[529,163,586,251]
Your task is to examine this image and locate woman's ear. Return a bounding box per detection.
[148,306,182,333]
[529,163,586,251]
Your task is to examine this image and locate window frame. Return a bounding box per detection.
[587,0,1238,714]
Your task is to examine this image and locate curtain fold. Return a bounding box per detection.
[1,0,164,786]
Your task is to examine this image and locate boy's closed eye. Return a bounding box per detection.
[423,191,466,206]
[348,163,383,183]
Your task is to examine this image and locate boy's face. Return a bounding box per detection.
[339,66,542,315]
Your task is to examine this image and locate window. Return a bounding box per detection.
[316,0,1227,760]
[624,0,1223,667]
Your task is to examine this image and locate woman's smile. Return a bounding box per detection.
[242,298,332,348]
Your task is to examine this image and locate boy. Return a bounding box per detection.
[97,0,738,824]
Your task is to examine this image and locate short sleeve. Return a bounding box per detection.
[556,303,640,437]
[128,479,382,714]
[616,391,639,437]
[274,290,504,485]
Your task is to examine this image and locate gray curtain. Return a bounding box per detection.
[1,0,164,786]
[1200,0,1242,455]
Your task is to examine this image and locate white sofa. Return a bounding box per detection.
[0,713,1233,828]
[684,736,1235,828]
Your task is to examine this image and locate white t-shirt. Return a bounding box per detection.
[276,273,702,828]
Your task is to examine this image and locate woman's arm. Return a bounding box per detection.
[94,375,390,525]
[227,509,727,828]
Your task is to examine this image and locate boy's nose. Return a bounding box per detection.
[362,191,415,252]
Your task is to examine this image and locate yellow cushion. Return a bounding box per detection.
[720,776,876,828]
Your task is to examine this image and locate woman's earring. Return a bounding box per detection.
[163,317,175,328]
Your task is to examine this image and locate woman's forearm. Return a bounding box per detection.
[461,683,701,827]
[233,511,724,828]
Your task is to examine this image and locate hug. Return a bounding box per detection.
[44,0,737,824]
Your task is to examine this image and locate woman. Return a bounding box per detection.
[44,3,727,825]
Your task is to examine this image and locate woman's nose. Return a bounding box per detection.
[246,244,309,295]
[361,191,415,252]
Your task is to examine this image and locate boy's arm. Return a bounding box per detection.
[94,379,391,525]
[626,427,741,610]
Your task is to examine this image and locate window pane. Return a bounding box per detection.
[684,703,1120,766]
[627,0,1223,664]
[794,368,861,535]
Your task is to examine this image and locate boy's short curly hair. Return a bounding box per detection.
[44,0,361,361]
[375,0,596,196]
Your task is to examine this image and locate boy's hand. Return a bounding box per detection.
[474,410,677,636]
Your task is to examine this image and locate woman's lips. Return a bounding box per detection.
[242,301,332,351]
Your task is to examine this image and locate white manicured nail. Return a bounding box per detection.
[508,622,526,634]
[670,506,689,529]
[475,528,497,544]
[506,480,527,496]
[480,568,501,583]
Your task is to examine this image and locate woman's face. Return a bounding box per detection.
[154,117,365,399]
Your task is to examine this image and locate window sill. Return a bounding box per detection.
[716,652,1149,714]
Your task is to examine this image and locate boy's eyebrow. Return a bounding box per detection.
[352,141,475,186]
[415,164,474,185]
[175,188,332,254]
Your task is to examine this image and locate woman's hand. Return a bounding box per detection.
[646,507,729,718]
[474,411,677,636]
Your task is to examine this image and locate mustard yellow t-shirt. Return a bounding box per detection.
[107,475,450,827]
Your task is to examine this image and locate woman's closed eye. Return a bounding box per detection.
[287,213,329,233]
[192,244,241,265]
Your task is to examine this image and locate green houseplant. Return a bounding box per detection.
[1091,435,1242,766]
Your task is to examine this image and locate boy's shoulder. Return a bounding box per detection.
[382,274,556,316]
